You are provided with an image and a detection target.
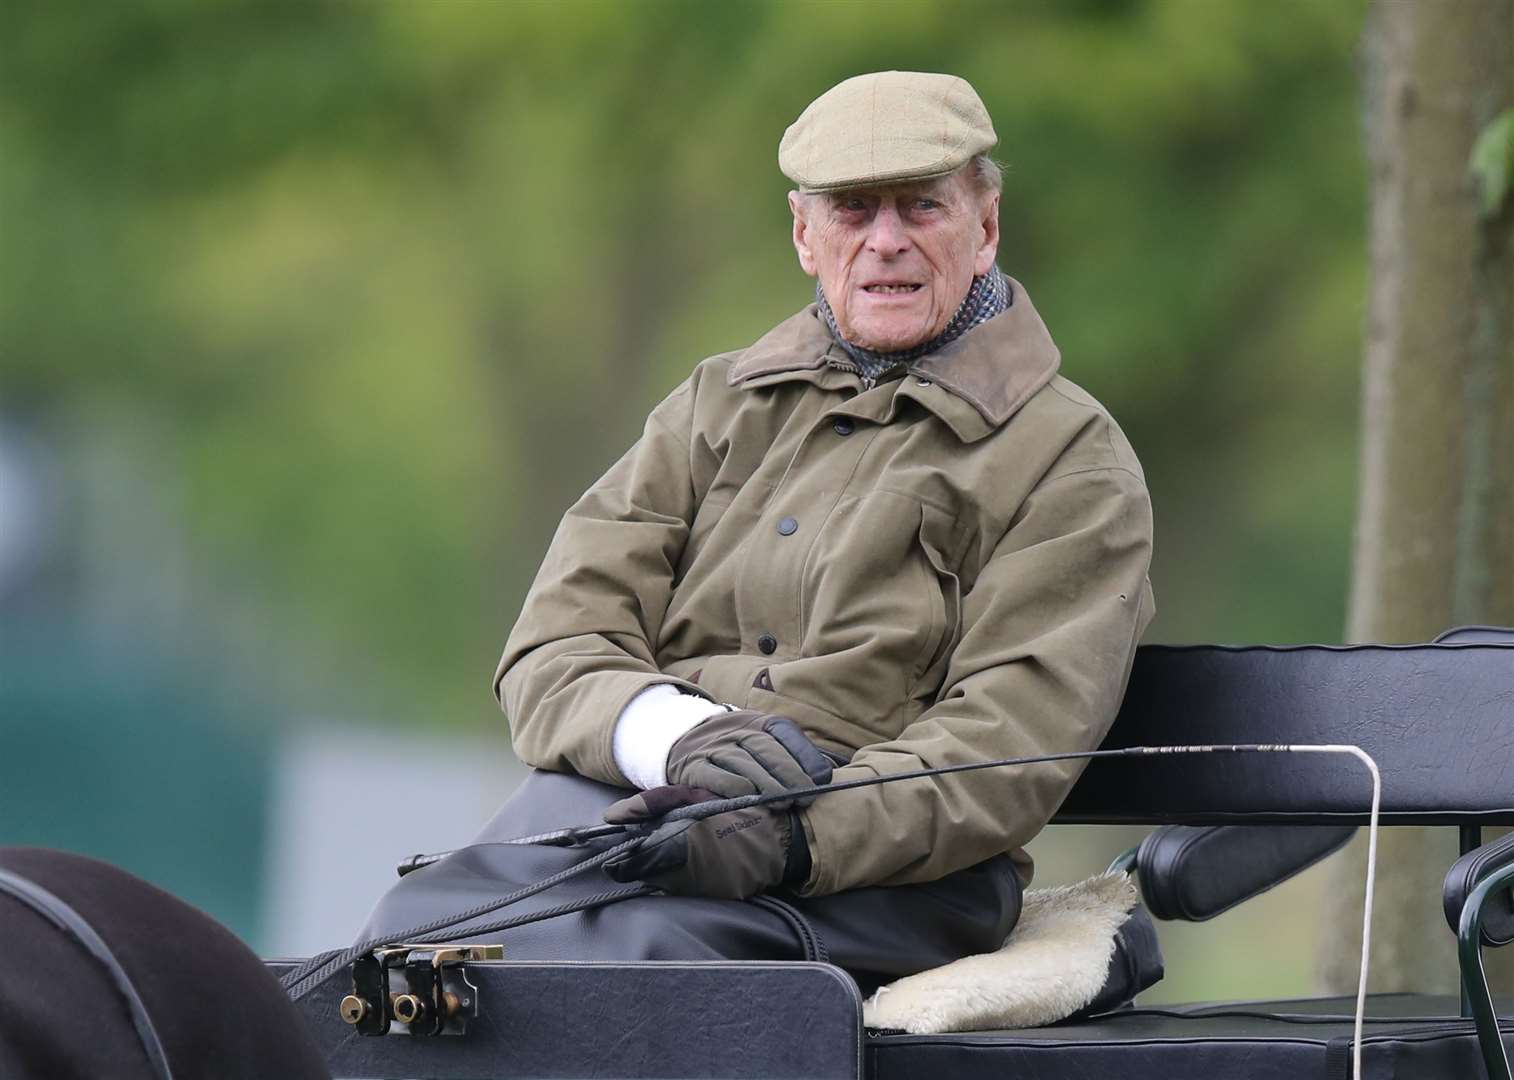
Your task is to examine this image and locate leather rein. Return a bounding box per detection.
[280,743,1379,1016]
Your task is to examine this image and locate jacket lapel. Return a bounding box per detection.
[726,277,1062,442]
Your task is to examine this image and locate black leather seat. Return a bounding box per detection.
[868,995,1513,1080]
[878,631,1514,1080]
[883,632,1514,1078]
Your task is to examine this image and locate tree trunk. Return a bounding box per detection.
[1319,0,1514,996]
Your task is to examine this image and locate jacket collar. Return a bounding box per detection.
[727,276,1061,443]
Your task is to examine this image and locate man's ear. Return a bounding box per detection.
[788,191,818,277]
[973,191,1000,277]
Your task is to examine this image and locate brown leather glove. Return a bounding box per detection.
[664,710,833,806]
[602,785,811,899]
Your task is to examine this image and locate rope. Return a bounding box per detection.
[279,836,644,1001]
[1288,744,1380,1080]
[672,742,1379,1080]
[284,740,1383,1080]
[749,893,829,964]
[401,884,656,946]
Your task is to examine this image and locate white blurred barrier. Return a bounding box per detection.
[261,723,526,958]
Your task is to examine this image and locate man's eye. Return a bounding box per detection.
[915,198,939,211]
[840,198,867,212]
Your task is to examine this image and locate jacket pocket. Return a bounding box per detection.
[910,511,962,698]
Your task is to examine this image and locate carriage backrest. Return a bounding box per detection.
[1054,642,1514,825]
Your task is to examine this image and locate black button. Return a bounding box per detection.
[832,417,855,436]
[777,516,798,536]
[757,634,777,655]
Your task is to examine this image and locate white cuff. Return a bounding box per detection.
[612,683,732,790]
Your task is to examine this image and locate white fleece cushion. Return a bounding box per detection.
[863,871,1140,1034]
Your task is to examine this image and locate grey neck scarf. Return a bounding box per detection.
[817,265,1011,387]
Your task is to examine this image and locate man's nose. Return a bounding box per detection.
[865,204,910,257]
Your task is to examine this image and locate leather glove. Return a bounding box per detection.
[602,785,811,899]
[664,709,833,806]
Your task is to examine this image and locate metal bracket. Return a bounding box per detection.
[338,944,502,1037]
[1457,861,1514,1080]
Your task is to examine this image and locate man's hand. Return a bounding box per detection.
[602,785,810,899]
[665,710,833,805]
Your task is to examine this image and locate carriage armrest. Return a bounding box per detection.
[1444,829,1514,947]
[1136,824,1357,922]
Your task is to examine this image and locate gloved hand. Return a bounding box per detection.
[602,785,811,899]
[664,710,833,806]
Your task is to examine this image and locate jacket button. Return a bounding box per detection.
[757,633,777,655]
[777,516,798,536]
[832,417,855,436]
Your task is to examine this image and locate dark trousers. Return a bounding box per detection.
[358,769,1021,993]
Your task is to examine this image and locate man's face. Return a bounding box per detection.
[788,171,999,353]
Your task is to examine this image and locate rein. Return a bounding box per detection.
[280,743,1382,1080]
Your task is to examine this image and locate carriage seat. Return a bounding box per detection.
[277,634,1514,1079]
[868,632,1514,1078]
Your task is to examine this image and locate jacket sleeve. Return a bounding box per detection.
[494,377,714,786]
[796,464,1155,895]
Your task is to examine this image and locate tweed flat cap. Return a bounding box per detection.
[779,71,996,192]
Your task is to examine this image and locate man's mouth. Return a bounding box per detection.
[862,283,923,295]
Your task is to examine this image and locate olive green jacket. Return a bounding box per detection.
[495,279,1154,896]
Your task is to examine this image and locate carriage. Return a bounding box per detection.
[270,629,1514,1079]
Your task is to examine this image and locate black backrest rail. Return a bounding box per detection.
[1056,643,1514,825]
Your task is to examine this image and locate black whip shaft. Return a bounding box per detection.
[656,743,1294,824]
[413,743,1296,860]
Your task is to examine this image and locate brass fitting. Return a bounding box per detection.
[338,995,368,1026]
[392,993,427,1025]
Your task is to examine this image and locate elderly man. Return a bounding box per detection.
[367,71,1152,986]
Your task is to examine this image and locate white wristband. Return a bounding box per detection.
[612,683,733,790]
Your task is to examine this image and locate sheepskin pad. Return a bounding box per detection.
[863,871,1140,1034]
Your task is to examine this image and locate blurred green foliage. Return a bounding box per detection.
[1,0,1368,737]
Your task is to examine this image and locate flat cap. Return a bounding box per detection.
[779,71,996,192]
